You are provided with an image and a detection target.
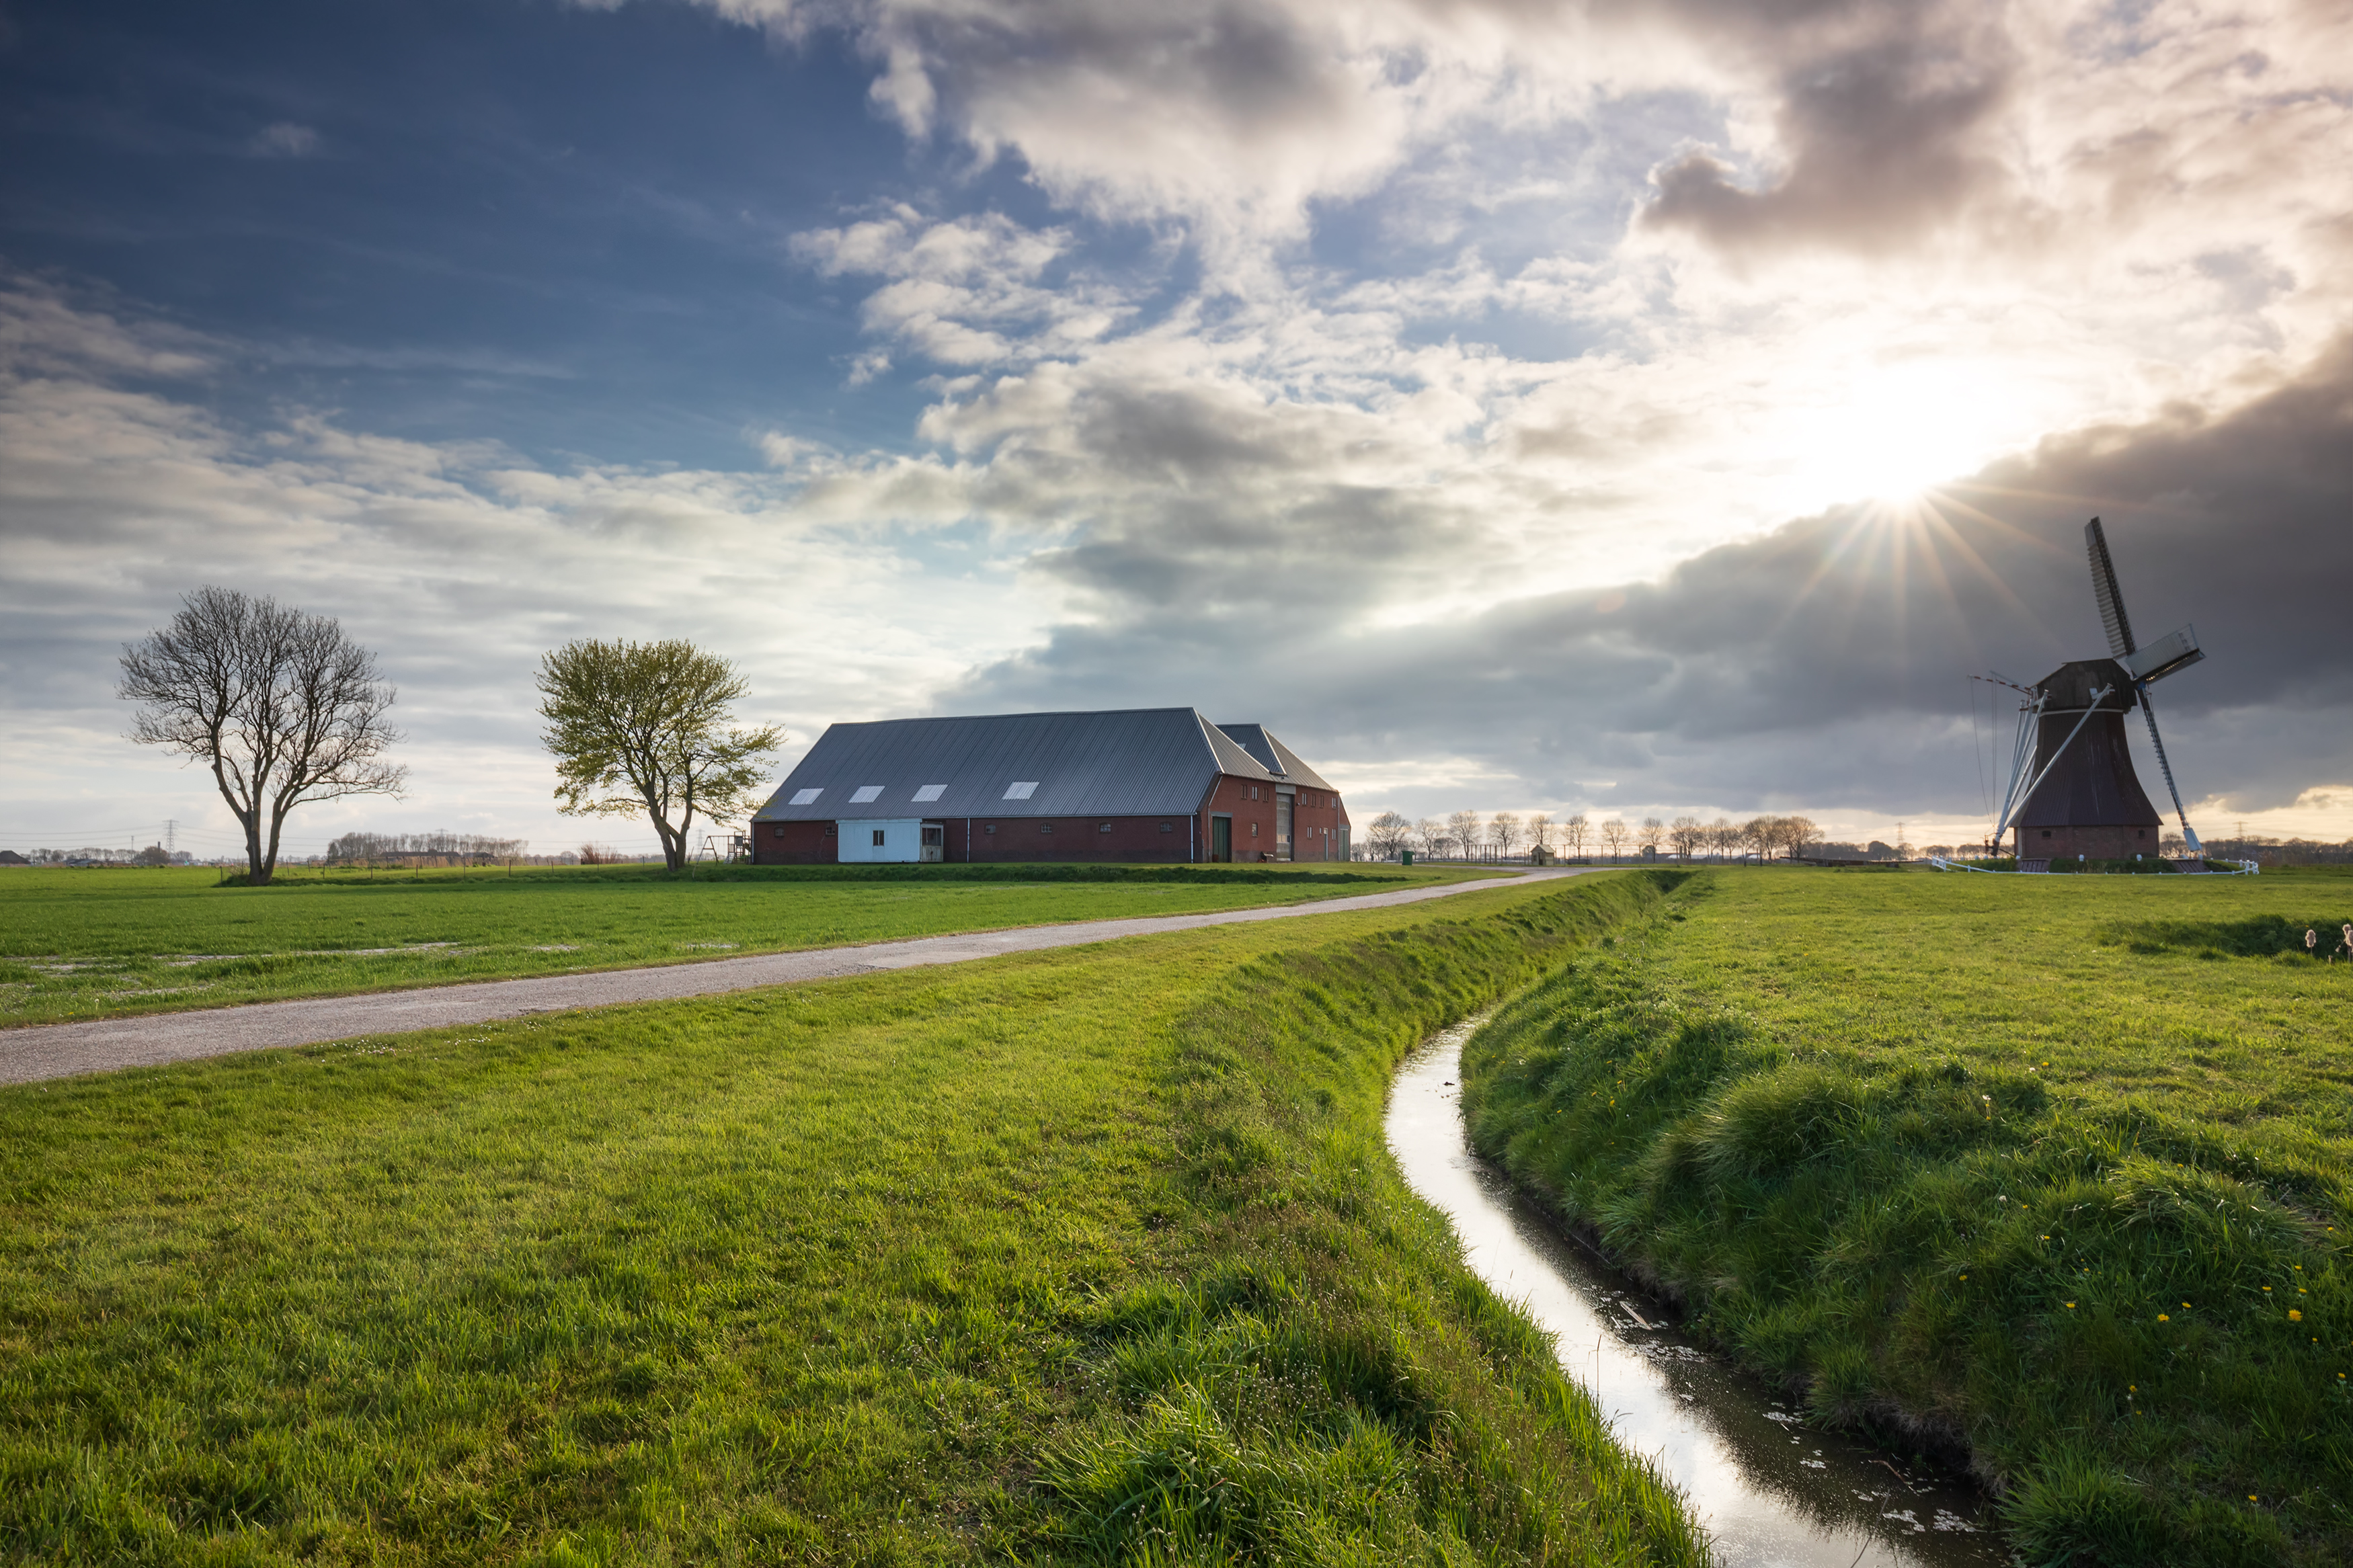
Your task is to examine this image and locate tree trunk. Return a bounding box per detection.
[239,808,270,885]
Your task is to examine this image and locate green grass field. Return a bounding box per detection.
[0,872,1704,1567]
[0,863,1474,1027]
[1462,866,2353,1566]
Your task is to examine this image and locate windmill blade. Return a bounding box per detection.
[2120,624,2204,685]
[2085,517,2137,658]
[2138,691,2204,856]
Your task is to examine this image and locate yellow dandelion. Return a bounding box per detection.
[2159,1313,2170,1321]
[2066,1302,2077,1309]
[2290,1309,2303,1321]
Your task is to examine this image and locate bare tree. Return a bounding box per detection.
[1367,810,1412,860]
[1447,809,1484,861]
[537,638,783,873]
[1707,817,1734,860]
[1640,816,1664,858]
[119,587,405,884]
[1491,811,1523,858]
[1564,813,1590,860]
[1740,816,1773,862]
[1529,812,1554,854]
[1414,817,1447,859]
[1668,815,1704,860]
[1786,815,1824,860]
[1601,818,1628,862]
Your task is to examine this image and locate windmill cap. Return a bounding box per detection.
[2035,659,2141,712]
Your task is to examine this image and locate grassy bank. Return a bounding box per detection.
[1,870,1702,1565]
[0,863,1478,1027]
[1461,868,2352,1565]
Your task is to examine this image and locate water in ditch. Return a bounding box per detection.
[1388,1018,2008,1567]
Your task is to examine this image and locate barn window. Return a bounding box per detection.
[984,825,997,834]
[1250,822,1259,836]
[871,829,886,847]
[1040,823,1053,833]
[1159,823,1172,832]
[825,825,836,837]
[772,825,785,838]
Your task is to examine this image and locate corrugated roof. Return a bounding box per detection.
[1213,724,1335,791]
[753,708,1281,822]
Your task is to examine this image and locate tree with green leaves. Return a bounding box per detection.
[535,639,782,873]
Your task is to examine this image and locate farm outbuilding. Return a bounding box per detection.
[749,708,1351,865]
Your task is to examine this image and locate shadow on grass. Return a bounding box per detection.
[2105,913,2353,960]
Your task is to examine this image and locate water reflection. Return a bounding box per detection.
[1386,1020,2006,1568]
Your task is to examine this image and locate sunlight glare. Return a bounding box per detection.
[1780,360,2022,509]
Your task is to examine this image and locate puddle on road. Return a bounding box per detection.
[1388,1017,2006,1568]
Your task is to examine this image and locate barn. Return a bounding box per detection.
[748,708,1351,865]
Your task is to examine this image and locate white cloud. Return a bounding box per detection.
[0,280,1056,853]
[250,121,322,158]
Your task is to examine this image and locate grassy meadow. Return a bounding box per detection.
[0,871,1707,1567]
[0,862,1474,1027]
[1462,866,2353,1566]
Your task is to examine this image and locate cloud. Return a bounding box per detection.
[0,278,1054,851]
[947,332,2353,827]
[791,206,1129,364]
[249,121,322,158]
[1642,5,2021,254]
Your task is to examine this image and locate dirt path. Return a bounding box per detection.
[1,870,1585,1085]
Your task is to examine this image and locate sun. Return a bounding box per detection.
[1779,360,2022,509]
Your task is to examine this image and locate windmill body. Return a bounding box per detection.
[1990,520,2206,864]
[2009,659,2163,859]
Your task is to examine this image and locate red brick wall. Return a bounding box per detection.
[1288,784,1351,862]
[952,815,1196,862]
[1198,774,1279,861]
[2010,823,2162,861]
[752,819,839,864]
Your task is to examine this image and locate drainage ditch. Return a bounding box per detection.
[1388,1016,2006,1567]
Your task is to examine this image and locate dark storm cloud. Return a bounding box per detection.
[956,337,2353,819]
[1638,0,2022,255]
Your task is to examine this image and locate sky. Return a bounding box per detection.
[3,0,2350,861]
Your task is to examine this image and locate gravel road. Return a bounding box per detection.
[1,869,1584,1085]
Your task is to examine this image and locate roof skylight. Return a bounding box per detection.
[789,788,823,805]
[850,786,884,803]
[1004,781,1038,799]
[912,784,946,802]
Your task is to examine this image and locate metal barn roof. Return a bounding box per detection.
[753,708,1283,822]
[1213,724,1335,791]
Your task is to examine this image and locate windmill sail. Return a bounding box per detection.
[2085,518,2204,856]
[2139,696,2204,856]
[2085,518,2136,658]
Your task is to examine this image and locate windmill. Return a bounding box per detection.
[1989,519,2206,862]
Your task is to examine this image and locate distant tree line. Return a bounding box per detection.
[15,845,193,867]
[325,831,530,864]
[2165,833,2353,867]
[1359,809,1833,863]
